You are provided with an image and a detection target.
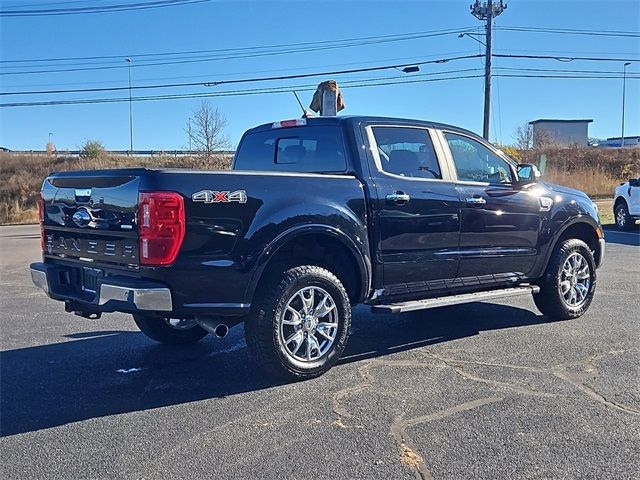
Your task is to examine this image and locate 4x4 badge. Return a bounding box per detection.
[192,190,247,204]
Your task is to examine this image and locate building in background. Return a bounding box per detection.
[529,119,593,147]
[594,136,640,148]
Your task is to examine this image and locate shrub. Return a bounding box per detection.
[80,139,106,160]
[497,145,521,162]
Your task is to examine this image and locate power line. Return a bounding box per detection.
[0,0,211,17]
[4,49,637,78]
[0,26,472,64]
[494,66,640,75]
[0,51,476,89]
[496,25,640,38]
[0,29,471,75]
[0,55,484,96]
[2,56,637,98]
[2,1,102,8]
[7,63,637,98]
[493,53,640,62]
[2,25,636,75]
[2,71,638,108]
[0,74,486,108]
[3,24,636,65]
[495,73,637,79]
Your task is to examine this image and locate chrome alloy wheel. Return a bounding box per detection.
[616,207,627,228]
[166,318,199,330]
[559,252,591,307]
[279,286,339,363]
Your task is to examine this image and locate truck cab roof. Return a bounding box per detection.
[245,115,484,141]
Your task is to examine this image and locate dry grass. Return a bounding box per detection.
[542,165,621,199]
[518,146,640,199]
[1,148,638,225]
[0,152,231,224]
[594,199,615,226]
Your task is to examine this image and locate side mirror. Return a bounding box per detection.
[629,178,639,187]
[517,163,541,184]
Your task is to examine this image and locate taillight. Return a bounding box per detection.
[37,193,45,252]
[138,191,185,266]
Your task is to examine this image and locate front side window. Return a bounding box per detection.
[444,132,514,184]
[371,127,442,179]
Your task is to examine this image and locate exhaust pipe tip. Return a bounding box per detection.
[196,316,229,338]
[213,323,229,338]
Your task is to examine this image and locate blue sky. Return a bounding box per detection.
[1,0,638,150]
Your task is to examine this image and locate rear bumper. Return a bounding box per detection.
[30,262,172,313]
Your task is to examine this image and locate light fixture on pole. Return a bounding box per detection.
[125,58,133,153]
[458,32,486,47]
[621,62,631,148]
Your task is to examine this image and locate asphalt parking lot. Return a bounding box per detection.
[1,224,638,480]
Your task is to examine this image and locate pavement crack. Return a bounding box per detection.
[390,397,502,480]
[332,361,374,426]
[552,369,640,416]
[424,352,561,398]
[332,358,437,428]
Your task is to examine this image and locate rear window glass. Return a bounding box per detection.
[234,126,347,173]
[371,126,441,179]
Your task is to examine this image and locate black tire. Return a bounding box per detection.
[133,314,208,345]
[533,238,596,320]
[245,265,351,381]
[615,201,633,231]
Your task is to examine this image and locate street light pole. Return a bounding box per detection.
[125,58,133,153]
[621,62,631,148]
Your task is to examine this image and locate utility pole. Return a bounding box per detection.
[470,0,506,140]
[621,62,631,147]
[188,118,192,152]
[125,58,133,153]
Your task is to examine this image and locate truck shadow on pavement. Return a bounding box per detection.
[1,302,550,437]
[603,227,640,246]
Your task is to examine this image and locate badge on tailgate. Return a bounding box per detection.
[192,190,247,204]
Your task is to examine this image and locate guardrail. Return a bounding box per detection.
[1,150,236,157]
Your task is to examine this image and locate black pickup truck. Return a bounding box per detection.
[31,116,604,379]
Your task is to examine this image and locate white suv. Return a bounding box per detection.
[614,177,640,230]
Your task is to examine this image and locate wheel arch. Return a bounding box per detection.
[614,196,628,209]
[542,218,603,274]
[244,225,371,305]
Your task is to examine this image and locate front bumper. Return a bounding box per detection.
[30,262,172,313]
[596,238,605,269]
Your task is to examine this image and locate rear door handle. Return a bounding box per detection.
[386,192,411,204]
[466,196,487,206]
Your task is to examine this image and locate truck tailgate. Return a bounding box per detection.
[41,171,141,269]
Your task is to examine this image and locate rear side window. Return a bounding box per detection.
[234,126,347,173]
[371,126,441,179]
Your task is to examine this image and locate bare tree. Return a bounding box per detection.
[186,101,230,160]
[514,122,555,150]
[514,122,534,150]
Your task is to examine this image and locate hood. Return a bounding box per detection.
[539,182,591,201]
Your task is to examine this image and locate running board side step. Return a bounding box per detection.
[371,285,540,314]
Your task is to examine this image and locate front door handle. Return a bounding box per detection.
[466,196,487,206]
[386,192,411,204]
